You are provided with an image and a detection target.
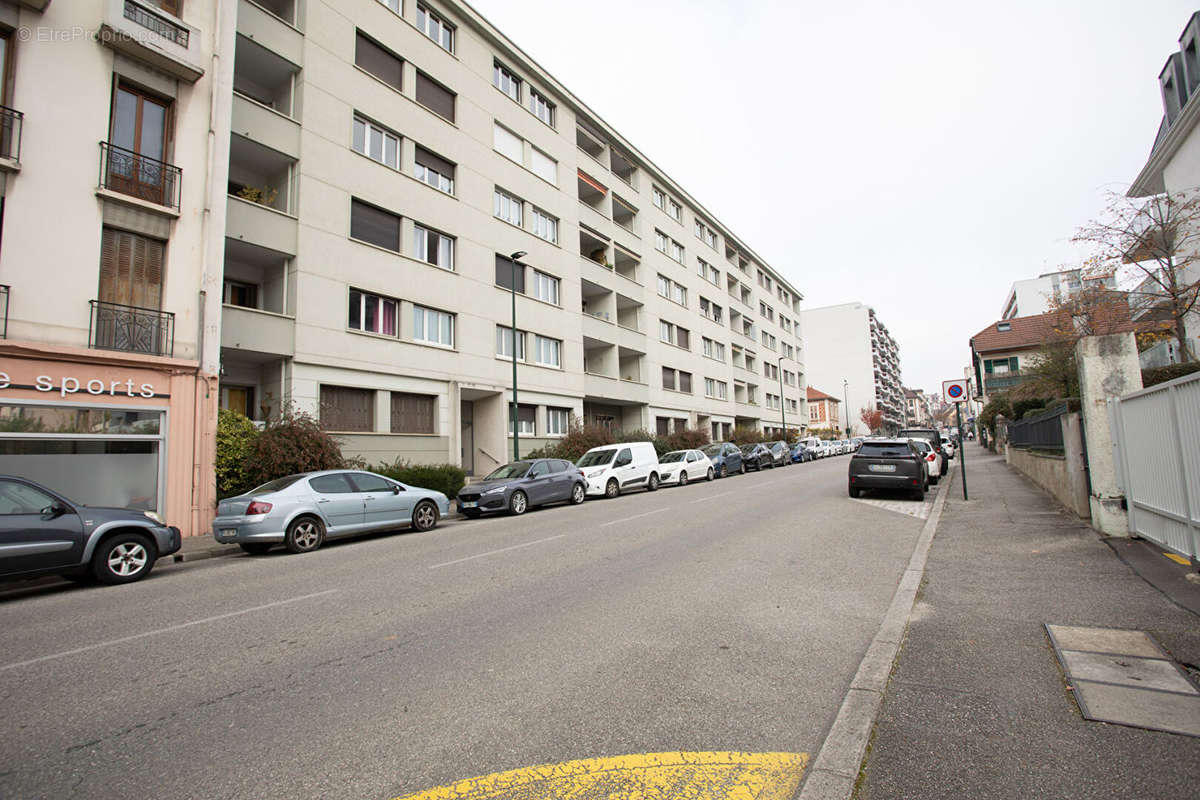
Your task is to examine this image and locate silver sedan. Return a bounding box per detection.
[212,470,451,555]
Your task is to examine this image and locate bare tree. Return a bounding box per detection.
[1073,191,1200,362]
[860,407,883,434]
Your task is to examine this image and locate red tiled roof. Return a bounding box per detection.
[807,386,839,402]
[970,301,1147,354]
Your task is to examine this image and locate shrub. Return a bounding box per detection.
[243,407,345,489]
[215,408,260,499]
[1142,361,1200,387]
[526,422,617,462]
[978,395,1012,437]
[653,427,711,456]
[728,426,765,445]
[373,460,466,499]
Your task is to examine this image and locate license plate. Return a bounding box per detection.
[868,464,896,473]
[460,501,478,508]
[220,528,237,536]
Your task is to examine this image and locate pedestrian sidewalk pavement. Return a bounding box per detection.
[855,442,1200,800]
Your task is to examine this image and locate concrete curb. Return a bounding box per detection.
[796,477,951,800]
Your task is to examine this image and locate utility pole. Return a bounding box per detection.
[509,251,526,461]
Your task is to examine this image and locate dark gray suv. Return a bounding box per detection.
[848,439,928,500]
[0,475,181,585]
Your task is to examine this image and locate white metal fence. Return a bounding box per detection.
[1108,371,1200,560]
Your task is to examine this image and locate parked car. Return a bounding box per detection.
[941,439,956,460]
[0,475,181,585]
[739,442,773,471]
[456,458,586,517]
[851,437,865,451]
[701,442,745,477]
[790,442,814,463]
[657,450,715,485]
[767,441,790,467]
[213,470,451,555]
[577,441,660,498]
[909,438,942,486]
[897,428,948,475]
[848,439,928,500]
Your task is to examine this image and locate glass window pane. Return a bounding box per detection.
[0,440,161,510]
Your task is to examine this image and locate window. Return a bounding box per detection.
[414,146,455,193]
[694,220,704,239]
[391,392,436,434]
[659,320,689,349]
[547,407,569,435]
[510,403,535,435]
[493,61,521,101]
[678,371,692,393]
[699,297,722,323]
[705,229,717,248]
[355,32,403,91]
[656,416,670,436]
[348,289,399,336]
[762,332,777,350]
[416,4,454,52]
[662,367,676,391]
[496,325,525,360]
[352,115,400,169]
[413,223,454,270]
[532,270,560,305]
[413,304,454,347]
[376,0,401,13]
[494,187,523,226]
[705,378,728,400]
[320,385,374,432]
[703,338,725,361]
[529,88,555,126]
[672,283,686,305]
[99,228,164,309]
[759,302,774,322]
[668,199,682,222]
[658,275,685,305]
[655,229,668,254]
[223,280,257,309]
[652,187,665,209]
[530,207,558,243]
[670,239,684,263]
[783,343,794,359]
[495,254,525,292]
[657,274,670,298]
[415,71,455,122]
[493,123,523,162]
[350,198,401,252]
[530,147,557,184]
[534,335,561,367]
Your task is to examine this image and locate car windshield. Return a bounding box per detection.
[660,452,685,463]
[701,444,722,457]
[484,462,531,480]
[911,440,930,453]
[859,443,912,458]
[577,449,617,467]
[247,475,305,495]
[739,444,757,453]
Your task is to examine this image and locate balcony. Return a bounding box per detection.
[89,300,175,357]
[99,0,204,83]
[984,373,1025,391]
[584,371,646,405]
[0,107,23,170]
[98,142,182,211]
[609,149,637,188]
[232,93,300,159]
[0,285,8,338]
[226,194,297,256]
[238,0,303,64]
[221,305,294,357]
[234,32,300,121]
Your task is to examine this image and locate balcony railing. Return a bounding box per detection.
[984,373,1024,391]
[0,285,8,338]
[0,107,23,162]
[89,300,175,357]
[124,0,189,47]
[99,142,182,210]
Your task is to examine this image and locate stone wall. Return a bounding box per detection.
[1005,411,1090,518]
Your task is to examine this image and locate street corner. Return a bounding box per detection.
[389,751,809,800]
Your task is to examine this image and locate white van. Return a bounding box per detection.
[576,442,660,498]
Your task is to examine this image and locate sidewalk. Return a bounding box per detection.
[856,442,1200,799]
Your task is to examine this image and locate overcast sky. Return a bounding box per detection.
[470,0,1195,394]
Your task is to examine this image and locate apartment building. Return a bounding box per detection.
[903,387,931,426]
[0,0,233,536]
[800,302,902,435]
[218,0,807,476]
[1000,268,1116,320]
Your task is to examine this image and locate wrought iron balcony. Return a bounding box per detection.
[89,300,175,357]
[0,107,22,163]
[0,285,8,338]
[123,0,189,47]
[99,141,181,210]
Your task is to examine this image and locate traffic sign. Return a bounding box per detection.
[942,379,968,404]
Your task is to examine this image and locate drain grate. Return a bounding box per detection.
[1046,624,1200,738]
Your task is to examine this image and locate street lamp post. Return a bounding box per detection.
[509,251,526,461]
[776,355,788,441]
[843,378,850,438]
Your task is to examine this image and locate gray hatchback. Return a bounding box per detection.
[847,439,928,500]
[456,458,587,517]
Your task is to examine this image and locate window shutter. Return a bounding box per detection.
[1009,356,1019,372]
[495,254,525,293]
[355,33,404,91]
[99,228,164,308]
[984,359,994,374]
[414,146,455,178]
[390,392,435,434]
[415,71,455,122]
[320,385,374,432]
[350,199,401,252]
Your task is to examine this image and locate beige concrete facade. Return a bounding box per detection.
[219,0,807,475]
[0,0,234,536]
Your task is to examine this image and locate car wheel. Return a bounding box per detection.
[706,467,715,482]
[679,471,689,486]
[92,532,156,584]
[719,464,728,479]
[849,486,860,498]
[239,543,272,555]
[570,482,586,504]
[509,491,528,515]
[412,500,439,531]
[605,479,620,498]
[913,485,925,501]
[284,516,325,554]
[940,462,948,476]
[647,473,660,491]
[740,462,747,475]
[930,474,939,486]
[462,509,481,519]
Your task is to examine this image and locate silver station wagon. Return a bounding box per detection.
[212,470,451,555]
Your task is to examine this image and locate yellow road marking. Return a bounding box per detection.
[1164,552,1191,566]
[391,751,808,800]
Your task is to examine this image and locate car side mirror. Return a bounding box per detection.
[43,501,68,518]
[392,484,402,494]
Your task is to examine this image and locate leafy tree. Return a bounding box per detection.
[860,407,884,433]
[243,405,345,489]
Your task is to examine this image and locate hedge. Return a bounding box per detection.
[215,409,260,499]
[372,460,466,499]
[1142,361,1200,387]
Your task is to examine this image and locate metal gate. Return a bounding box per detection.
[1108,371,1200,560]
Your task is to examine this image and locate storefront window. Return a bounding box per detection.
[0,405,160,435]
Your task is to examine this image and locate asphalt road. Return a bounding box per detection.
[0,454,927,799]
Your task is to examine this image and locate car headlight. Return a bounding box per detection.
[482,486,507,496]
[143,511,164,525]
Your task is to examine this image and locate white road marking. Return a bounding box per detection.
[599,507,672,528]
[693,490,735,502]
[0,589,337,672]
[429,534,567,569]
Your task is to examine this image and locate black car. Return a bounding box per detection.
[739,443,773,471]
[0,475,181,585]
[701,442,744,477]
[456,458,587,517]
[767,441,790,467]
[848,439,928,500]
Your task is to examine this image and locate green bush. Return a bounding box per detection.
[653,427,711,456]
[1142,361,1200,387]
[525,422,617,462]
[372,460,466,498]
[728,426,766,445]
[243,407,345,489]
[978,395,1012,437]
[216,408,260,499]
